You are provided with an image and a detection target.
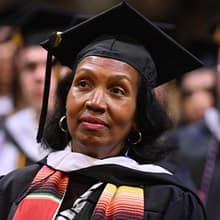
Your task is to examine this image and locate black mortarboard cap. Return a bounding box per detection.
[0,3,24,26]
[0,3,27,43]
[37,1,203,142]
[18,3,88,46]
[153,22,176,38]
[42,1,202,85]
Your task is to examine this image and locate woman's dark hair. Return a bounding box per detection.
[42,71,73,149]
[43,68,173,163]
[126,75,173,163]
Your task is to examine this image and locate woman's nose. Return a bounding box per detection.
[85,89,106,113]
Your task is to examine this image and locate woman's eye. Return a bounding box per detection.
[77,80,89,88]
[111,87,125,95]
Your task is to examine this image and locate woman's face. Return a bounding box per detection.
[66,56,140,158]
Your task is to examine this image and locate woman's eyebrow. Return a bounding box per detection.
[75,68,95,77]
[76,68,132,82]
[112,75,132,82]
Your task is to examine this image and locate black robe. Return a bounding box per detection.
[165,118,220,220]
[0,161,206,220]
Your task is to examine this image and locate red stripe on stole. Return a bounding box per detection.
[13,199,59,220]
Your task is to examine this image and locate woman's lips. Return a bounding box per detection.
[79,116,108,129]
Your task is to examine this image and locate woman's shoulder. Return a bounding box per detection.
[78,163,206,219]
[0,163,42,220]
[143,182,206,219]
[0,163,42,191]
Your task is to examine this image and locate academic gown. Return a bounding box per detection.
[0,152,206,220]
[0,107,50,175]
[0,96,13,117]
[165,108,220,220]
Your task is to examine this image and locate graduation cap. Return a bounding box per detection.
[153,22,176,38]
[0,3,24,26]
[0,3,26,44]
[37,1,203,142]
[17,3,88,46]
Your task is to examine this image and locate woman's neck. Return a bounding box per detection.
[71,140,125,159]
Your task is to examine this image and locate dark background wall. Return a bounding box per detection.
[0,0,219,43]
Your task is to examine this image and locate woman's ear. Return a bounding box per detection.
[131,121,139,133]
[132,113,139,130]
[128,123,142,145]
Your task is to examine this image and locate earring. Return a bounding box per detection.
[59,115,68,133]
[128,130,142,145]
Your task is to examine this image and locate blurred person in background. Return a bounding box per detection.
[177,67,217,125]
[0,8,24,119]
[0,4,86,175]
[163,38,220,220]
[0,28,20,118]
[176,38,219,125]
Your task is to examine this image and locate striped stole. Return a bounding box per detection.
[92,183,144,219]
[13,166,144,219]
[13,166,68,220]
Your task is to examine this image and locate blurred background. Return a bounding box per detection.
[0,0,220,43]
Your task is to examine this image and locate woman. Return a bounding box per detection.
[0,2,206,219]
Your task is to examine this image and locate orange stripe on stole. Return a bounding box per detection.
[93,183,144,219]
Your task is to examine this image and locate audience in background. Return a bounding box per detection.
[0,4,85,175]
[177,67,217,125]
[0,23,23,119]
[163,37,220,220]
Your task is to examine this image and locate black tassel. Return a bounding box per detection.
[36,32,62,143]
